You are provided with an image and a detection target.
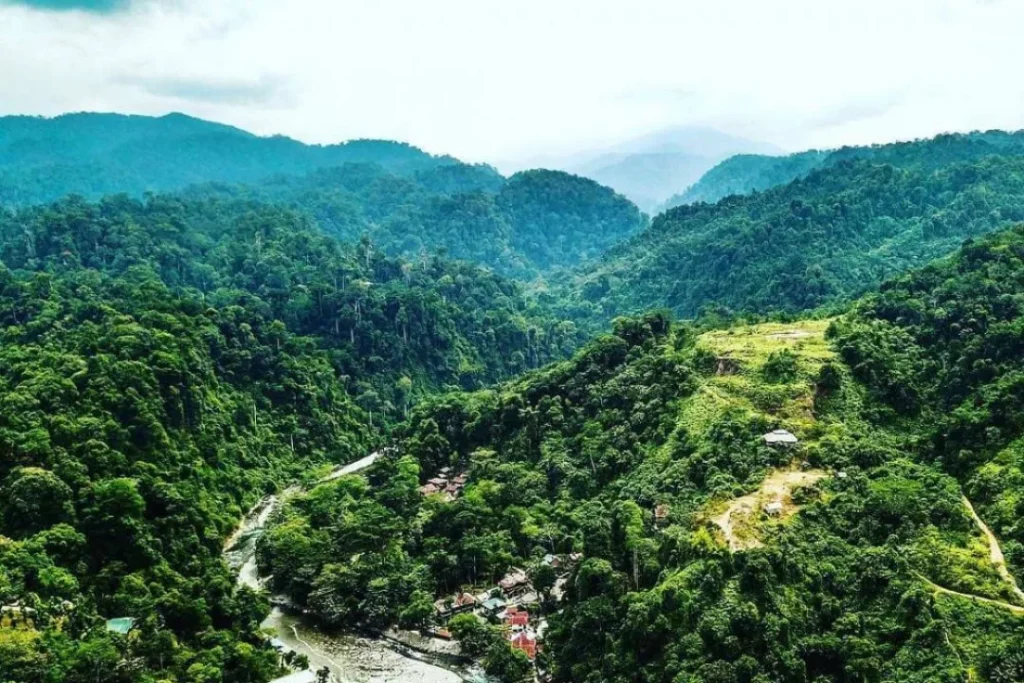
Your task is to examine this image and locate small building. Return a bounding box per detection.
[542,553,560,569]
[763,429,799,447]
[1,604,37,629]
[764,501,784,517]
[499,567,531,595]
[509,631,538,659]
[429,626,453,640]
[419,483,439,495]
[515,590,540,606]
[481,596,507,614]
[428,477,448,487]
[503,605,530,628]
[434,592,477,616]
[105,617,136,635]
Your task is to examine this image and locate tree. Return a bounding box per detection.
[484,640,532,683]
[0,467,75,537]
[448,613,496,657]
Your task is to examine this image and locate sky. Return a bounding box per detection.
[2,0,1024,164]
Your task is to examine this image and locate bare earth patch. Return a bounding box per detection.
[712,468,828,551]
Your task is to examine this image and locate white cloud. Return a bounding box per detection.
[2,0,1024,163]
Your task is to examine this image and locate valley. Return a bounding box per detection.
[5,110,1024,683]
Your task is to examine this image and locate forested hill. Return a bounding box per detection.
[0,112,457,205]
[832,224,1024,569]
[665,128,1024,209]
[260,225,1024,683]
[0,194,580,401]
[662,150,827,207]
[0,113,646,278]
[0,189,587,681]
[187,164,646,278]
[555,152,1024,325]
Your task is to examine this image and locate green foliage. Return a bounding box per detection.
[667,129,1024,209]
[559,149,1024,326]
[0,112,456,206]
[663,150,828,208]
[188,164,645,278]
[0,188,580,681]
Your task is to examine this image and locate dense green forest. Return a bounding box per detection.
[0,113,646,279]
[665,129,1024,210]
[8,113,1024,683]
[0,113,457,206]
[0,191,581,682]
[662,150,828,208]
[832,225,1024,582]
[0,261,371,682]
[188,164,646,278]
[261,227,1024,682]
[555,153,1024,326]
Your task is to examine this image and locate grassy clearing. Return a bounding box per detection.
[710,467,829,551]
[680,320,835,441]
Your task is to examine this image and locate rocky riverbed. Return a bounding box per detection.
[223,453,476,683]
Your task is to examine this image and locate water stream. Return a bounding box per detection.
[223,453,468,683]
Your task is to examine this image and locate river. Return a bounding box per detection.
[223,452,470,683]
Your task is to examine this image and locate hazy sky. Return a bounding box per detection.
[3,0,1024,163]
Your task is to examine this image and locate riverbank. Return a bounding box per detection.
[224,450,479,683]
[263,608,471,683]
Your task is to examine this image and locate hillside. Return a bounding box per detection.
[662,150,828,208]
[259,226,1024,682]
[189,165,646,279]
[0,112,457,206]
[665,128,1024,210]
[0,112,647,279]
[832,224,1024,581]
[555,152,1024,325]
[0,186,596,681]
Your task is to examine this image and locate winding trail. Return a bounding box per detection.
[960,494,1024,606]
[918,574,1024,614]
[916,495,1024,615]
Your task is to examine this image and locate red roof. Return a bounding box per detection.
[506,612,529,627]
[509,631,537,658]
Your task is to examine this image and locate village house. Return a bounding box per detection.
[428,626,453,640]
[763,429,799,447]
[501,605,530,629]
[515,590,540,606]
[480,596,507,614]
[419,470,469,500]
[764,501,784,517]
[499,567,531,596]
[434,592,477,617]
[1,604,37,629]
[509,630,538,659]
[105,617,136,635]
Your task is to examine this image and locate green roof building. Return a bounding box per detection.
[105,617,136,635]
